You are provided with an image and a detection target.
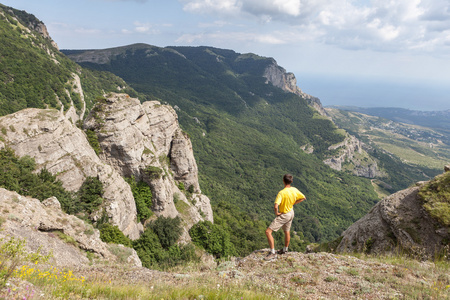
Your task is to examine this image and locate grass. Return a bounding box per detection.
[419,171,450,227]
[1,236,450,299]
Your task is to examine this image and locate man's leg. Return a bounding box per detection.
[265,228,275,250]
[284,230,290,248]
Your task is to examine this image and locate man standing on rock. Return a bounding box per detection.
[265,174,306,260]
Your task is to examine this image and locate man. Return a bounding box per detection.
[265,174,306,260]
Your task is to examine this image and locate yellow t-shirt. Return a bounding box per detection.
[275,187,306,214]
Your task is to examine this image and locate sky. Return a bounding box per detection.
[2,0,450,111]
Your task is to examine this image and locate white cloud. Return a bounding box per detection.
[179,0,450,54]
[176,31,290,45]
[181,0,301,20]
[134,21,151,33]
[131,21,160,34]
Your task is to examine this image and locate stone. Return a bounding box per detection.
[336,173,450,258]
[83,93,213,235]
[42,196,61,210]
[0,108,142,239]
[0,188,141,268]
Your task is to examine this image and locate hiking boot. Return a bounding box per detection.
[277,248,287,255]
[264,252,277,261]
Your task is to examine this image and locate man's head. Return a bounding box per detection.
[283,174,293,185]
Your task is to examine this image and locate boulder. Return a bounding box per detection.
[336,173,449,259]
[0,188,141,268]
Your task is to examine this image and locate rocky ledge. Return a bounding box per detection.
[336,168,450,258]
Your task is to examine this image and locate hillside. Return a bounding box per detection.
[64,44,382,244]
[0,4,141,117]
[326,108,446,193]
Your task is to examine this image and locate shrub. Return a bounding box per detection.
[132,224,199,269]
[125,177,153,222]
[85,129,101,155]
[99,223,132,247]
[77,176,104,214]
[132,228,165,268]
[144,166,163,180]
[189,221,236,258]
[0,148,74,212]
[149,216,182,249]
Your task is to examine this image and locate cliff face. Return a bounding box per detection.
[263,61,383,178]
[0,108,143,239]
[83,93,213,239]
[336,170,450,258]
[0,93,213,242]
[263,62,328,117]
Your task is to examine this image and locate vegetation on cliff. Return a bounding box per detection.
[0,4,141,115]
[419,171,450,226]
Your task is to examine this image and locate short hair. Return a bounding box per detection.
[283,174,293,185]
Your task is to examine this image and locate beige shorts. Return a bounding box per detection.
[269,210,294,232]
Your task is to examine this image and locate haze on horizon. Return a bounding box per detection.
[3,0,450,111]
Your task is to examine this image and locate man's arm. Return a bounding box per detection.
[294,198,306,205]
[274,203,281,216]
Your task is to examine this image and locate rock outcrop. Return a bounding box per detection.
[0,108,142,239]
[263,62,328,117]
[0,188,141,268]
[262,61,385,179]
[336,170,450,258]
[0,92,213,243]
[323,134,384,178]
[83,93,213,240]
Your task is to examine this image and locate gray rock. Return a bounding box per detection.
[42,196,61,210]
[0,108,142,239]
[0,188,141,268]
[336,178,449,258]
[84,93,213,236]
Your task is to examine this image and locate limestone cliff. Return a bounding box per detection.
[336,169,450,259]
[83,93,213,240]
[0,108,143,239]
[0,92,214,242]
[323,134,385,178]
[263,61,383,178]
[263,61,328,117]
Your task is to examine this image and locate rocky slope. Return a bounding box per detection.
[0,188,141,268]
[322,134,385,178]
[336,168,450,259]
[0,93,213,242]
[3,248,450,299]
[0,107,143,239]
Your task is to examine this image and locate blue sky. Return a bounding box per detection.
[3,0,450,110]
